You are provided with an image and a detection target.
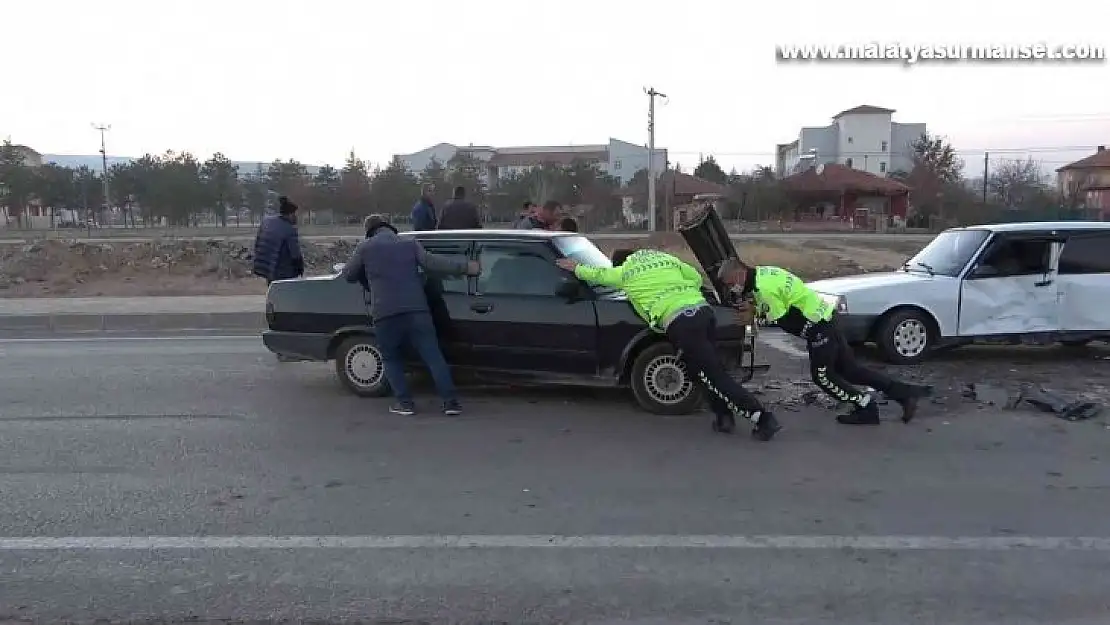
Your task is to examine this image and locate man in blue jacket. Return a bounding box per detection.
[252,196,304,284]
[339,215,481,416]
[410,184,437,231]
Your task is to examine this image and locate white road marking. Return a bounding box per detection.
[0,535,1108,551]
[757,331,809,358]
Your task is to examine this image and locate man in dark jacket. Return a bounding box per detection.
[339,215,481,416]
[411,184,437,231]
[438,186,482,229]
[252,196,304,283]
[514,199,560,229]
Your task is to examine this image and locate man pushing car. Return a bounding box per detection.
[716,257,933,425]
[555,248,781,441]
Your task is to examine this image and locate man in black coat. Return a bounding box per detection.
[438,186,482,230]
[252,196,304,284]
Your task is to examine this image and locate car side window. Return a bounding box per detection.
[1059,234,1110,274]
[974,238,1052,278]
[477,243,560,296]
[418,240,471,294]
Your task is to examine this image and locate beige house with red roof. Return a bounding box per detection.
[1056,146,1110,218]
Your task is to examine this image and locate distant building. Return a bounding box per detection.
[395,138,667,187]
[1056,145,1110,217]
[775,105,925,178]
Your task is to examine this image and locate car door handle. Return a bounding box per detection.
[470,302,493,314]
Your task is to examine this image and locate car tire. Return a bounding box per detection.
[875,308,934,365]
[334,335,391,398]
[629,341,704,415]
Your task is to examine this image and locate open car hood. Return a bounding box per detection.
[676,204,739,304]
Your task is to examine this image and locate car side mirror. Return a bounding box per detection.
[333,263,345,273]
[555,276,581,299]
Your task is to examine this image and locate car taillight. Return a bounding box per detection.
[265,301,275,328]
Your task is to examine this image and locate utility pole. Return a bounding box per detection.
[645,87,666,231]
[982,152,989,206]
[92,123,112,224]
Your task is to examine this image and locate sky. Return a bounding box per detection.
[3,0,1109,175]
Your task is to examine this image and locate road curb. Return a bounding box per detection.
[0,311,265,334]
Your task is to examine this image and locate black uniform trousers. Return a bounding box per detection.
[665,307,765,417]
[805,316,909,406]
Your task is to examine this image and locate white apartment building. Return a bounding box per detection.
[775,105,925,178]
[396,138,667,187]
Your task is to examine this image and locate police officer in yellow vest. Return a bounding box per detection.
[718,258,932,425]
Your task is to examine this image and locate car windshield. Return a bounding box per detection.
[905,228,989,277]
[553,235,619,293]
[554,235,613,268]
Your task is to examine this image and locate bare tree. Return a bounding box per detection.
[988,158,1047,209]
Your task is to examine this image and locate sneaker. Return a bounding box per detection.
[389,402,417,416]
[711,413,736,434]
[896,384,934,424]
[750,411,782,441]
[836,401,880,425]
[442,400,463,416]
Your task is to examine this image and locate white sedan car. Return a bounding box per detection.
[807,221,1110,364]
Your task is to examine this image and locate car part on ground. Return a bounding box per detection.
[963,382,1103,421]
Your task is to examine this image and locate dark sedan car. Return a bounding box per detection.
[262,214,759,415]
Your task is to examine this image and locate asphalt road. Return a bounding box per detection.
[1,334,1108,624]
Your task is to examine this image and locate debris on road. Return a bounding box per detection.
[1016,385,1103,422]
[962,382,1103,421]
[963,383,1020,409]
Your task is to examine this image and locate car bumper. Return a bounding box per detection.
[262,330,331,361]
[834,313,878,344]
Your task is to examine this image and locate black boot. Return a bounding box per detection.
[891,384,934,423]
[712,413,736,434]
[836,401,880,425]
[750,410,782,441]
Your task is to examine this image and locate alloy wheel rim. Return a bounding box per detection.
[346,344,384,387]
[644,355,694,405]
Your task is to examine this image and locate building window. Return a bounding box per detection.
[879,161,887,173]
[614,159,622,170]
[846,158,854,168]
[881,140,888,151]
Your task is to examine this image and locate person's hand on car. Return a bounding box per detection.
[555,258,579,272]
[466,260,481,276]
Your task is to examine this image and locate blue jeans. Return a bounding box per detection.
[373,311,457,404]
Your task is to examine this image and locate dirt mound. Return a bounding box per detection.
[0,239,359,297]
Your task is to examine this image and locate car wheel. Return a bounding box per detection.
[334,335,391,397]
[875,309,933,365]
[629,342,703,415]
